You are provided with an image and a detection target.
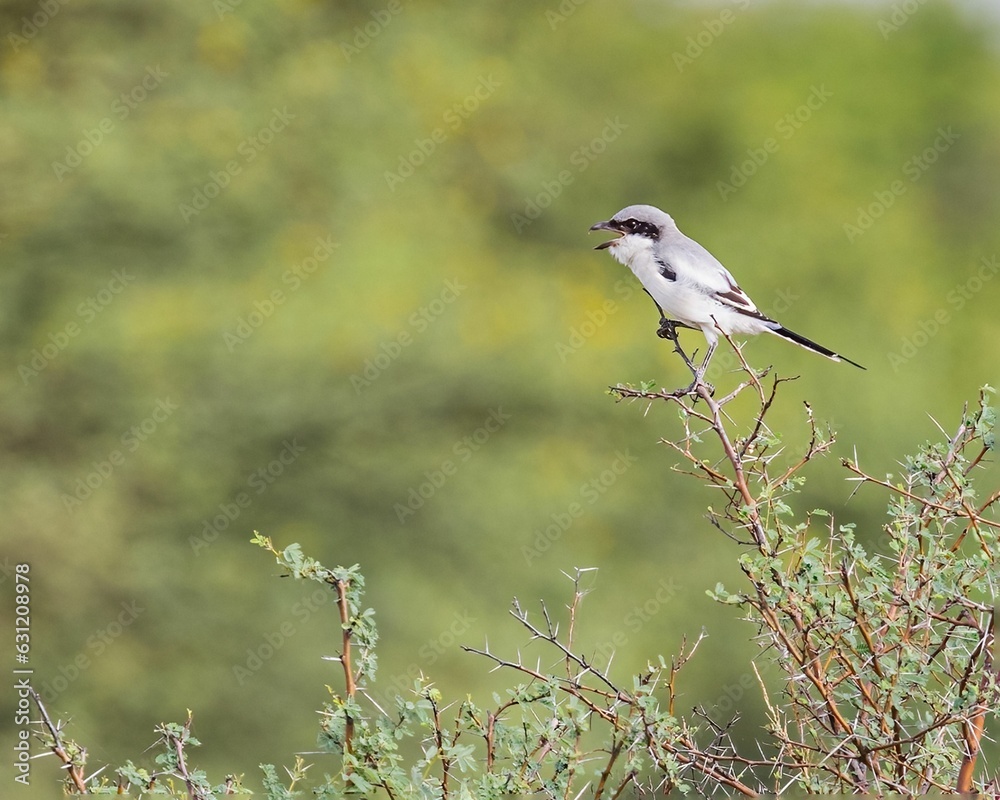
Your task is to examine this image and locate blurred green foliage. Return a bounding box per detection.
[2,0,999,791]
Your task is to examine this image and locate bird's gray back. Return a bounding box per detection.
[658,228,736,295]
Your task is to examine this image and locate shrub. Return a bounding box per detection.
[29,344,998,797]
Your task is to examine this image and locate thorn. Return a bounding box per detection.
[927,413,948,437]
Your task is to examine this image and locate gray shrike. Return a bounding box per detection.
[590,204,864,385]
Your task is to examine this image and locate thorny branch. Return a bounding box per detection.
[157,712,207,800]
[29,687,89,793]
[331,576,357,758]
[28,338,998,798]
[464,589,761,797]
[602,338,999,793]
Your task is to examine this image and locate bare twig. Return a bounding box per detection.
[842,461,1000,531]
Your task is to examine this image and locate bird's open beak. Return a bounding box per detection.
[589,220,623,250]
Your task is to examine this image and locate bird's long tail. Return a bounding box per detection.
[770,326,866,370]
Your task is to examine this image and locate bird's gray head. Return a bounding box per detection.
[589,204,676,251]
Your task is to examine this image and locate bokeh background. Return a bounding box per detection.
[3,0,1000,792]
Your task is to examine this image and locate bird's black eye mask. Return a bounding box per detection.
[622,218,660,240]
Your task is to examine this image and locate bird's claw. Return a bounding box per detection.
[653,317,713,396]
[655,318,679,342]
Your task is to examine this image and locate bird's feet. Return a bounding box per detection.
[655,317,713,396]
[655,317,679,342]
[657,318,699,370]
